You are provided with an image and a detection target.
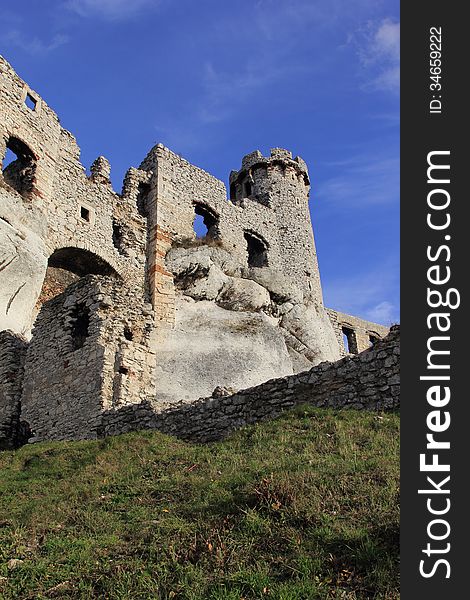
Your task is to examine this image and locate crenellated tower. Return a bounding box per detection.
[229,148,323,304]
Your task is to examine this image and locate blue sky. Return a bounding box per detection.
[1,0,399,325]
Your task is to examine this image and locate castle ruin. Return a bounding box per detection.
[0,56,392,448]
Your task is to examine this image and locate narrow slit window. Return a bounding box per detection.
[80,206,90,222]
[229,182,236,200]
[136,182,150,217]
[70,304,90,351]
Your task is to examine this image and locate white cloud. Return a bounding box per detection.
[66,0,158,20]
[354,18,400,93]
[366,300,397,325]
[0,30,69,54]
[198,60,294,124]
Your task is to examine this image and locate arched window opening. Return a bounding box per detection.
[34,248,119,328]
[244,231,268,268]
[25,93,37,111]
[48,247,118,278]
[369,333,380,347]
[124,326,133,341]
[70,303,90,351]
[2,137,37,197]
[193,204,220,240]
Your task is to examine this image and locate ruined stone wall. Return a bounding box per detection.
[0,55,147,336]
[139,144,326,329]
[102,326,400,442]
[0,330,28,448]
[230,148,323,303]
[327,308,390,356]
[20,276,157,442]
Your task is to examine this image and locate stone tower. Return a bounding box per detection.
[229,148,323,304]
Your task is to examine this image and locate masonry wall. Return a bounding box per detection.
[21,276,157,442]
[0,55,147,336]
[327,308,390,356]
[139,145,326,330]
[0,330,28,448]
[102,325,400,442]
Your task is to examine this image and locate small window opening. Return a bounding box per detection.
[25,93,37,111]
[244,231,268,268]
[70,304,90,351]
[193,204,220,240]
[2,137,37,197]
[119,366,129,375]
[80,206,90,222]
[124,327,133,341]
[244,180,252,198]
[369,334,380,347]
[342,327,357,354]
[136,182,150,217]
[112,221,125,254]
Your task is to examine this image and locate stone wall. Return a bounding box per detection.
[327,308,390,356]
[102,325,400,443]
[20,276,157,442]
[0,330,28,448]
[140,145,324,326]
[0,55,146,336]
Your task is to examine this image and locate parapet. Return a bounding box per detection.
[229,148,310,206]
[231,147,310,185]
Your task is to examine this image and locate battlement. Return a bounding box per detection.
[229,147,310,207]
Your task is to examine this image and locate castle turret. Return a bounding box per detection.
[230,148,323,304]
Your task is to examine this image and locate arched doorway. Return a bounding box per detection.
[36,247,119,311]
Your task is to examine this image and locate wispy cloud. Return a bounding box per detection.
[65,0,158,20]
[198,60,297,124]
[366,300,397,324]
[323,258,400,326]
[316,152,399,209]
[353,18,400,93]
[0,30,69,55]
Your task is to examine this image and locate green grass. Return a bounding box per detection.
[0,407,399,599]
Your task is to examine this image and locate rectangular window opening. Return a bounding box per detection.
[341,327,357,354]
[80,206,91,222]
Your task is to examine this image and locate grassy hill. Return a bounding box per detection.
[0,407,399,599]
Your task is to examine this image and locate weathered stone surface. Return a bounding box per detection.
[153,296,293,405]
[103,326,400,443]
[281,303,340,367]
[243,267,304,305]
[0,214,47,336]
[217,277,270,312]
[0,330,28,449]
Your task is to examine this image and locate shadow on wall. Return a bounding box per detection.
[100,326,400,444]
